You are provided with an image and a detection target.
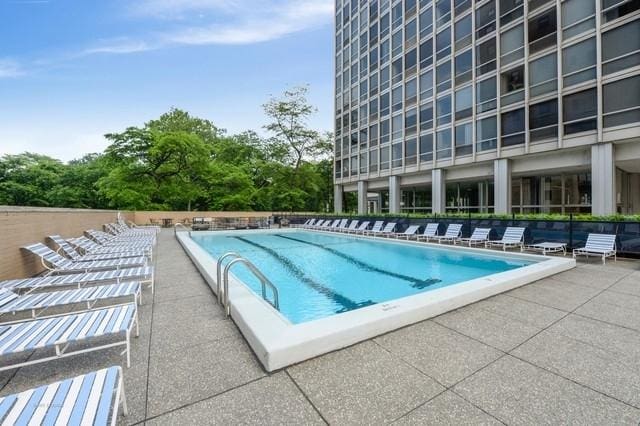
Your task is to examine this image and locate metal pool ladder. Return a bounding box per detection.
[216,252,280,317]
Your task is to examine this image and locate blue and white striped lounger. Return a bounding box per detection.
[0,266,154,293]
[48,236,150,262]
[0,268,153,295]
[0,282,141,319]
[68,236,150,256]
[573,233,617,264]
[0,303,138,371]
[85,230,154,249]
[0,366,127,425]
[432,223,463,244]
[22,243,148,275]
[486,227,526,251]
[104,224,157,242]
[416,223,440,242]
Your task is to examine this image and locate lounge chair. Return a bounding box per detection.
[416,223,440,242]
[341,220,359,233]
[0,282,141,320]
[48,236,150,262]
[486,227,526,251]
[573,233,617,264]
[333,218,349,231]
[0,303,138,371]
[67,236,152,258]
[311,220,327,229]
[0,266,154,293]
[432,224,463,244]
[347,221,370,234]
[299,218,314,228]
[370,222,397,236]
[456,227,491,246]
[362,221,384,235]
[392,225,420,239]
[22,243,148,275]
[0,366,128,424]
[85,230,155,249]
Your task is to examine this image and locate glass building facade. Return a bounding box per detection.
[333,0,640,215]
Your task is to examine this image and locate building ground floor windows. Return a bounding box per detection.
[335,142,640,215]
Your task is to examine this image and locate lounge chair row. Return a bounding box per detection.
[0,221,157,423]
[299,219,617,262]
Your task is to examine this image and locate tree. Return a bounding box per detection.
[263,86,332,171]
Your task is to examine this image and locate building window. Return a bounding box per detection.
[370,47,379,72]
[350,156,358,176]
[406,19,418,49]
[476,1,497,38]
[436,61,452,93]
[405,78,418,106]
[392,141,403,167]
[405,137,418,165]
[335,160,341,178]
[381,145,390,169]
[370,123,379,146]
[602,0,640,23]
[501,108,526,146]
[381,39,391,64]
[392,57,403,84]
[436,95,452,125]
[500,0,524,25]
[603,75,640,128]
[455,122,473,156]
[381,12,390,38]
[528,8,557,53]
[476,115,498,151]
[359,104,368,127]
[392,29,404,57]
[420,103,434,130]
[477,77,498,113]
[405,48,418,76]
[370,72,379,96]
[392,2,403,28]
[436,128,452,159]
[436,0,452,27]
[454,15,472,51]
[500,24,524,66]
[360,79,368,102]
[454,0,472,15]
[380,118,391,144]
[369,97,379,120]
[529,99,558,141]
[454,50,473,85]
[405,107,418,136]
[476,38,497,75]
[563,88,597,134]
[601,20,640,75]
[436,27,452,60]
[529,0,554,12]
[529,53,557,98]
[419,38,433,68]
[420,134,434,162]
[562,37,596,87]
[369,149,379,172]
[359,152,368,174]
[380,91,390,116]
[392,113,403,140]
[392,86,403,112]
[420,69,434,99]
[455,85,473,120]
[419,6,433,37]
[561,0,595,40]
[501,65,525,106]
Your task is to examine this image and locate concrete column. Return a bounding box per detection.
[494,159,512,214]
[389,176,401,213]
[333,184,343,213]
[478,182,486,213]
[357,181,368,214]
[432,169,446,213]
[591,143,616,215]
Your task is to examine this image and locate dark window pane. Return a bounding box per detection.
[501,108,525,146]
[528,8,557,53]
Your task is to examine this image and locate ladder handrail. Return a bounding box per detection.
[173,222,190,235]
[222,258,280,316]
[216,252,243,304]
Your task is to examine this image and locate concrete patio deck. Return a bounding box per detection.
[1,229,639,424]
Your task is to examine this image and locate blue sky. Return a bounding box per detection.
[0,0,334,161]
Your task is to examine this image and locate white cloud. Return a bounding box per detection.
[82,0,333,54]
[0,59,24,78]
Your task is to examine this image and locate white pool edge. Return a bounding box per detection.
[177,229,576,371]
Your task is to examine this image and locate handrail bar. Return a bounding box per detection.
[216,252,243,304]
[223,258,280,316]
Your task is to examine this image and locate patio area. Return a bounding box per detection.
[1,229,639,424]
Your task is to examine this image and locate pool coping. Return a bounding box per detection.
[177,228,576,372]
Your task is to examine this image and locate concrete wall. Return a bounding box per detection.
[0,206,133,280]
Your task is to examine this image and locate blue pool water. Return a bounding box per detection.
[191,230,534,324]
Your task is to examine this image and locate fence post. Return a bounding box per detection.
[569,213,573,249]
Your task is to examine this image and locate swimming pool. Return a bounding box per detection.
[177,228,575,371]
[190,230,533,324]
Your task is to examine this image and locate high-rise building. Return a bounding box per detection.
[333,0,640,215]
